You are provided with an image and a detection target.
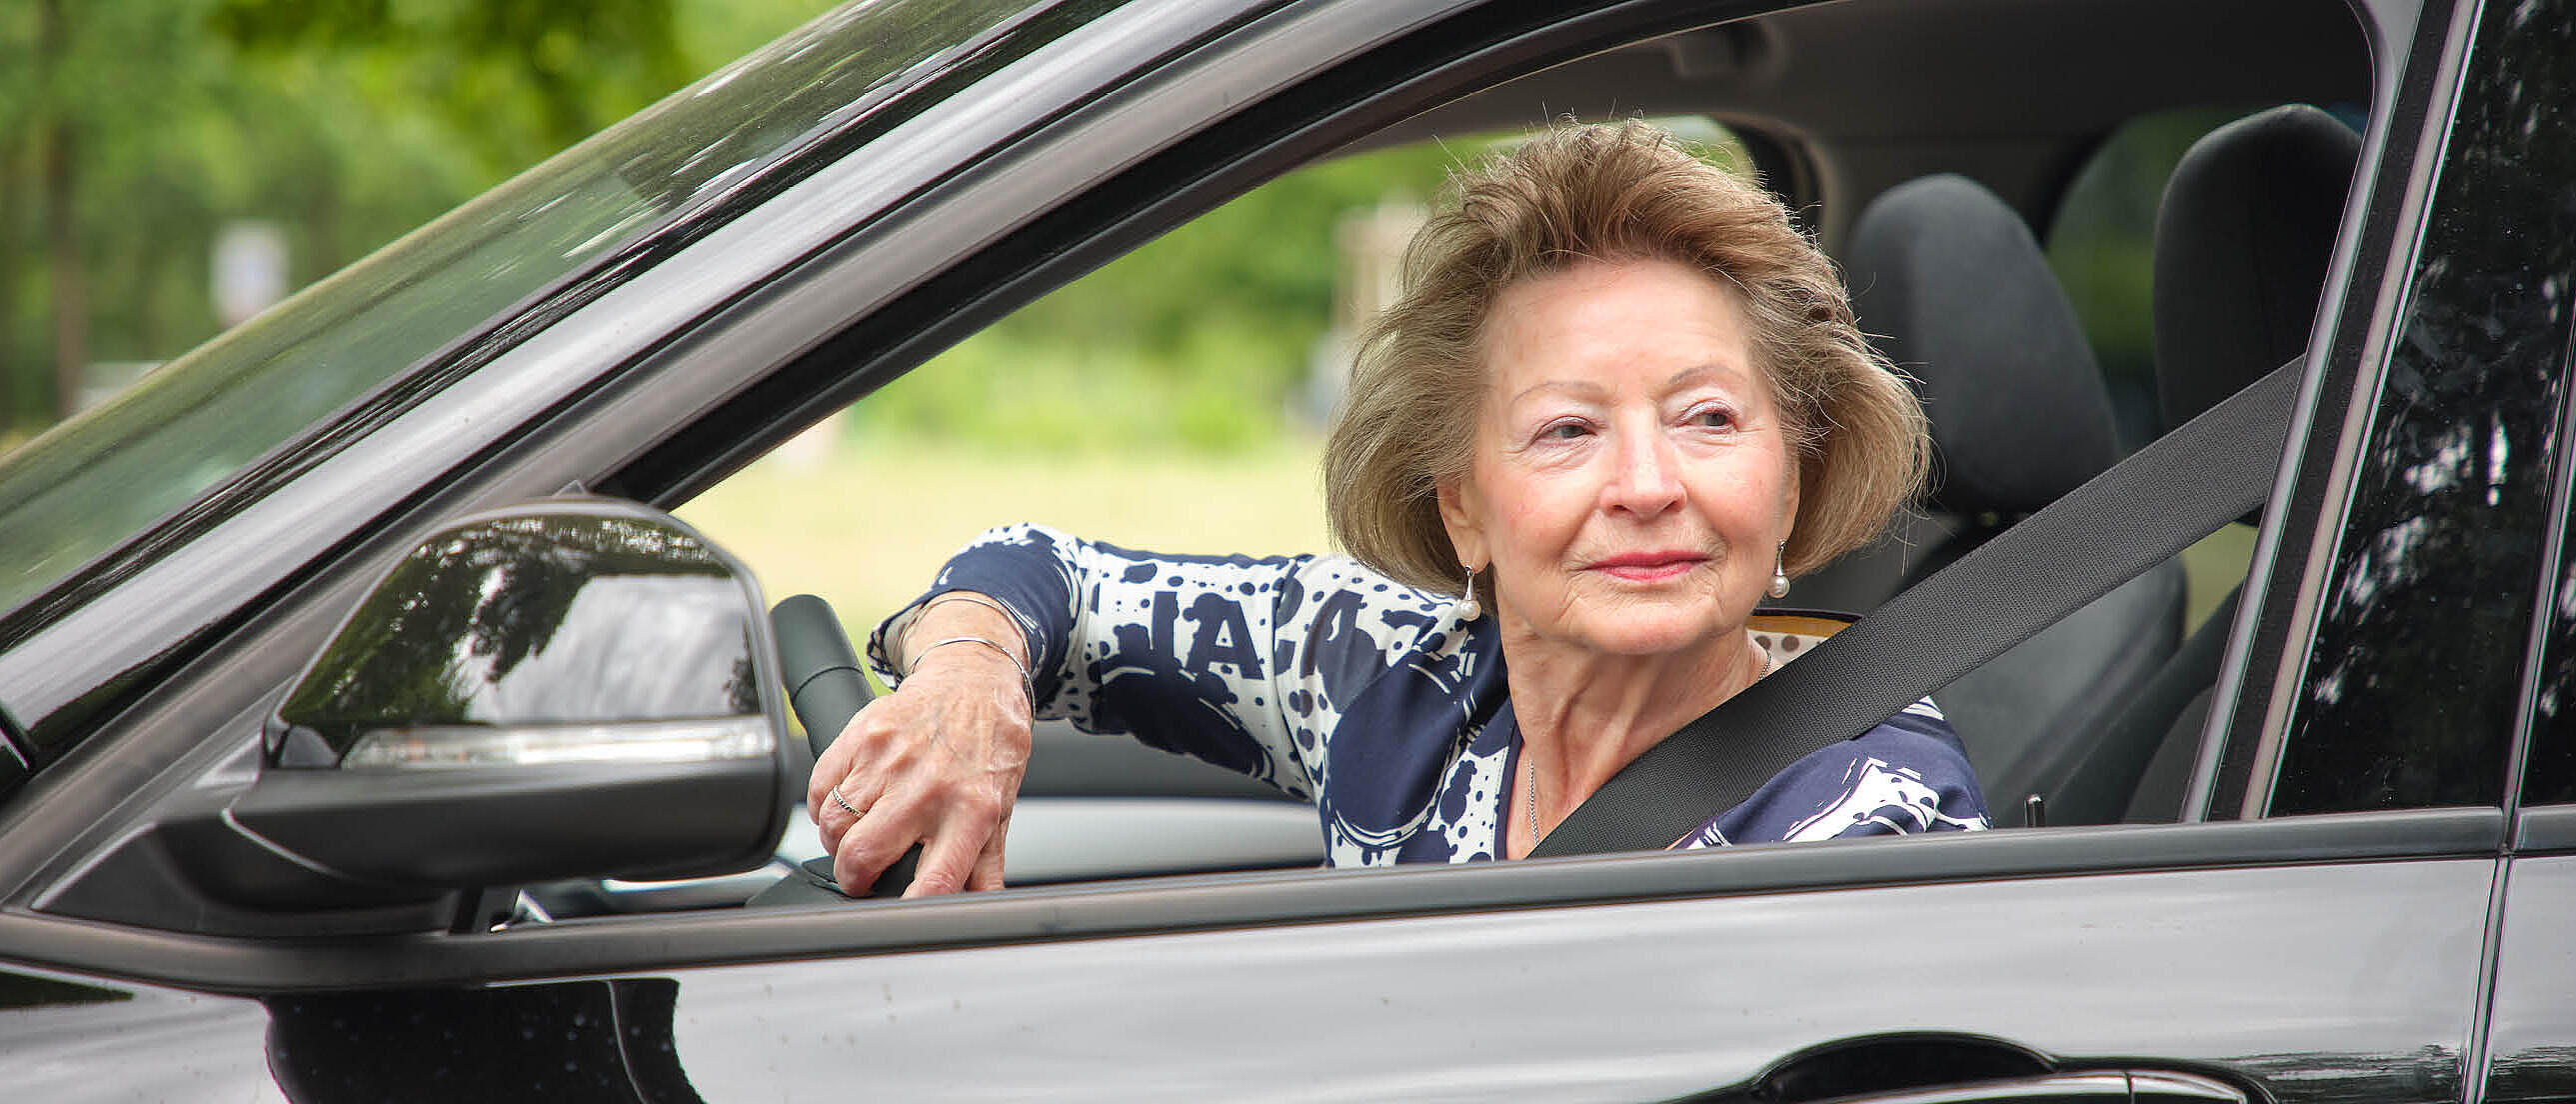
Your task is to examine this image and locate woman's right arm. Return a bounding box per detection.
[877,524,1362,790]
[814,523,1372,897]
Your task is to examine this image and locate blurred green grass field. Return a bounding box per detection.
[676,435,1335,642]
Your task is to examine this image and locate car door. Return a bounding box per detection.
[0,0,2532,1100]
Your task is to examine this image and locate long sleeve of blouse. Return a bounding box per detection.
[870,523,1988,867]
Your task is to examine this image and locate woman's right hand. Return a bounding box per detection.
[807,600,1034,898]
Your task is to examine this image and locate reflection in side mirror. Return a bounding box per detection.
[249,499,791,892]
[271,503,777,769]
[85,499,796,924]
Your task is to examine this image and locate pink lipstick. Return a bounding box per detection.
[1587,551,1706,583]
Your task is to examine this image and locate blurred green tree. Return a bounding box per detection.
[0,0,241,427]
[0,0,830,435]
[207,0,695,175]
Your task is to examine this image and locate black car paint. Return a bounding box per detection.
[0,0,2568,1098]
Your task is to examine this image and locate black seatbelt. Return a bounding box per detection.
[1531,360,2300,857]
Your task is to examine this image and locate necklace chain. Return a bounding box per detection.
[1523,644,1775,848]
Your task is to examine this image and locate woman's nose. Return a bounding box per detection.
[1604,429,1683,516]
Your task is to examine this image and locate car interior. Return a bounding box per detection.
[612,0,2384,914]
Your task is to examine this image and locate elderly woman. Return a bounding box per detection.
[811,121,1989,898]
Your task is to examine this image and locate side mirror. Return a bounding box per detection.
[249,497,792,892]
[44,498,795,932]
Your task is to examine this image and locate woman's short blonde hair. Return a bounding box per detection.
[1325,119,1928,596]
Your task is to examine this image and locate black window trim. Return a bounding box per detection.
[2194,0,2474,820]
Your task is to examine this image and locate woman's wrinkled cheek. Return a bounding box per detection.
[1500,498,1560,550]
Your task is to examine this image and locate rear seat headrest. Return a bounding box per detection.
[1847,173,2120,518]
[2152,105,2360,428]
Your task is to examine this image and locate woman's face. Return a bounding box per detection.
[1438,257,1799,659]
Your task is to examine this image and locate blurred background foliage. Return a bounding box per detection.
[853,141,1463,455]
[0,0,842,439]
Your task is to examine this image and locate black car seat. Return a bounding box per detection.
[2030,104,2362,825]
[1795,172,2112,612]
[1831,173,2188,823]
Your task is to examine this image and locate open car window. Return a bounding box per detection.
[661,0,2396,911]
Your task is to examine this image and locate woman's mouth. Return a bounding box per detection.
[1586,551,1708,583]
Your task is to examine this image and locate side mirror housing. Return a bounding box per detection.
[242,498,791,895]
[46,498,794,931]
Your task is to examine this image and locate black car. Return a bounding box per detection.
[2,0,2570,1099]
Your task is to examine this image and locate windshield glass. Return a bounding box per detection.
[0,0,1047,619]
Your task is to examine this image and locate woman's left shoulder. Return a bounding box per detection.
[1686,699,1992,848]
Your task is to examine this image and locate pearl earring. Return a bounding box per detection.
[1459,564,1482,620]
[1768,541,1790,599]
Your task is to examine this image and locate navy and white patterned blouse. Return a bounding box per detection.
[870,523,1990,867]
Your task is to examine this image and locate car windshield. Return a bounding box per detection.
[0,0,1048,621]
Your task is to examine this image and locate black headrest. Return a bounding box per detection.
[1848,174,2120,516]
[2153,105,2359,427]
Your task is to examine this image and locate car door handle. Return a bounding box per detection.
[1821,1070,2246,1103]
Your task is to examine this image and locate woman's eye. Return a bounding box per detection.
[1688,406,1735,430]
[1539,421,1590,441]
